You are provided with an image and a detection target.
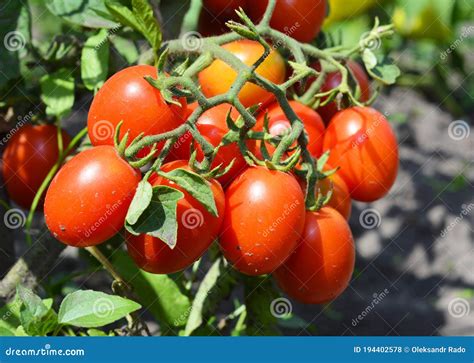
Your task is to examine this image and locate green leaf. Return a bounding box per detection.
[81,29,110,91]
[362,49,377,70]
[110,35,139,64]
[58,290,141,328]
[45,0,119,28]
[17,287,58,336]
[105,0,142,32]
[126,180,153,226]
[0,297,22,331]
[0,327,15,336]
[160,168,217,216]
[132,0,162,54]
[40,68,75,118]
[184,258,236,335]
[367,57,401,85]
[112,251,191,328]
[17,286,48,319]
[125,186,183,249]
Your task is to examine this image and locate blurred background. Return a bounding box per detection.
[0,0,473,336]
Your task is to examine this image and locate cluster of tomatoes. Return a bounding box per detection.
[1,0,398,305]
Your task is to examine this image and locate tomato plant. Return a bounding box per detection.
[126,160,225,274]
[219,166,306,275]
[274,207,355,304]
[323,107,399,202]
[44,146,141,247]
[2,125,70,209]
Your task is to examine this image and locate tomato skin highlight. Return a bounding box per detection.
[255,100,325,158]
[44,145,141,247]
[2,124,71,209]
[87,65,187,153]
[126,160,225,274]
[248,0,327,43]
[323,107,398,202]
[198,40,286,108]
[219,166,306,276]
[274,207,355,304]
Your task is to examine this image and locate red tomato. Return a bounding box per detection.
[323,107,398,202]
[311,60,371,123]
[44,146,141,247]
[170,104,254,187]
[2,124,71,209]
[318,166,352,220]
[198,0,248,36]
[248,0,327,43]
[219,166,305,275]
[255,100,325,158]
[87,65,187,154]
[198,40,286,108]
[274,207,355,304]
[126,160,225,274]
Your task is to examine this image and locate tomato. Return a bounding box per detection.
[87,65,187,154]
[248,0,327,43]
[219,166,305,275]
[198,40,286,108]
[323,107,398,202]
[126,160,225,274]
[45,146,141,247]
[318,167,352,220]
[170,104,254,187]
[274,207,355,304]
[198,0,248,36]
[309,60,370,123]
[324,0,378,26]
[255,100,325,158]
[2,124,71,209]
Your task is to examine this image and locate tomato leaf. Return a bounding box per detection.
[362,49,377,70]
[112,251,191,328]
[81,29,110,91]
[184,258,236,335]
[17,286,58,336]
[110,35,139,64]
[58,290,141,328]
[126,180,153,226]
[40,68,75,118]
[46,0,119,28]
[105,0,142,32]
[132,0,162,54]
[160,168,218,217]
[125,185,184,249]
[367,57,401,85]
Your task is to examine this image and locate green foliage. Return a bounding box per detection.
[40,68,75,118]
[81,29,110,91]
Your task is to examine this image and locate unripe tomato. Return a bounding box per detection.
[87,65,187,154]
[248,0,327,43]
[324,0,378,26]
[45,146,141,247]
[309,60,370,123]
[198,40,286,108]
[323,107,398,202]
[126,160,225,274]
[255,101,325,158]
[219,166,305,275]
[2,124,70,209]
[274,207,355,304]
[170,104,255,187]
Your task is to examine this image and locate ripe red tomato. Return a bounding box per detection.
[198,40,286,108]
[170,104,254,187]
[323,107,398,202]
[2,124,71,209]
[274,207,355,304]
[255,100,325,158]
[45,146,141,247]
[126,160,225,274]
[198,0,248,36]
[248,0,327,43]
[311,60,371,123]
[318,166,352,220]
[219,166,305,275]
[87,65,187,154]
